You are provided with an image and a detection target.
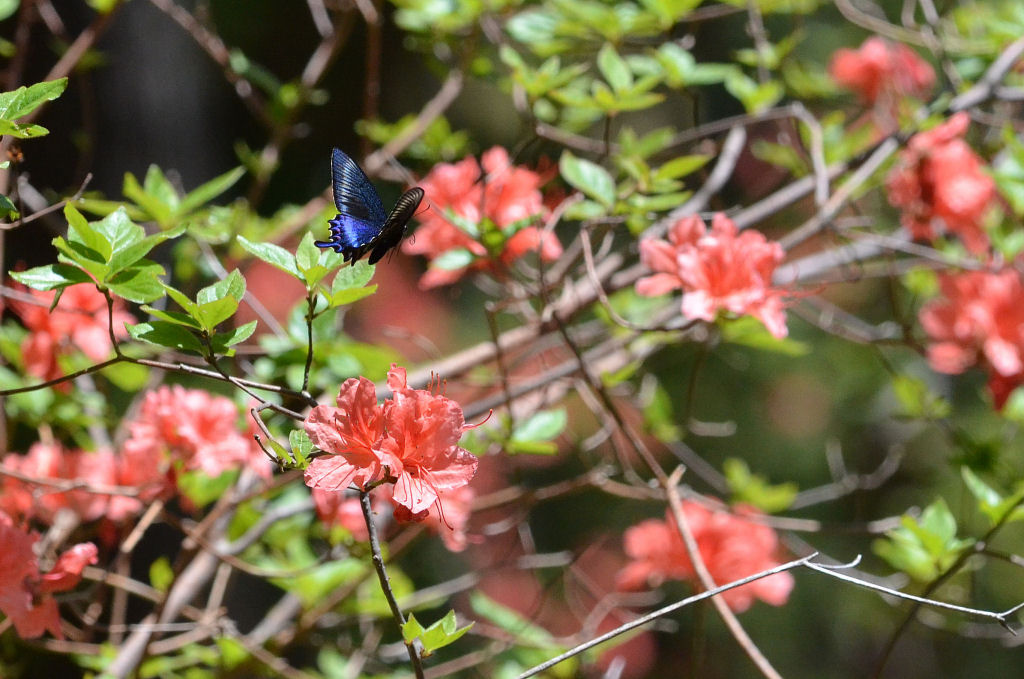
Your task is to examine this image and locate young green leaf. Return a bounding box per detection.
[236,235,302,279]
[560,151,616,207]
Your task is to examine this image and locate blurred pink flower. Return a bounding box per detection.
[920,269,1024,408]
[616,502,793,613]
[404,147,562,288]
[123,385,271,489]
[305,364,479,525]
[636,213,789,338]
[312,488,370,541]
[887,113,995,254]
[829,37,934,104]
[9,282,135,384]
[0,443,152,524]
[0,511,97,639]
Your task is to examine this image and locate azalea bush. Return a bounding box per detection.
[3,1,1024,678]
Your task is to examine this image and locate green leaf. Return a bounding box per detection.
[295,231,322,275]
[0,191,17,219]
[723,458,797,513]
[961,467,1024,526]
[328,284,377,307]
[597,43,632,92]
[511,408,567,443]
[106,263,166,303]
[127,321,205,353]
[178,166,245,215]
[163,284,198,316]
[237,235,301,279]
[431,248,475,271]
[197,269,246,306]
[215,320,257,348]
[0,0,18,22]
[873,499,974,582]
[654,155,711,181]
[196,296,240,331]
[403,611,474,654]
[123,171,173,226]
[892,375,951,420]
[149,557,174,593]
[0,78,67,122]
[140,305,201,328]
[719,316,808,355]
[10,263,93,291]
[289,429,313,465]
[560,151,615,207]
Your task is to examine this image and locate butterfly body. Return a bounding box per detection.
[315,148,424,264]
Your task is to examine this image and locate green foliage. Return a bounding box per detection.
[507,408,567,455]
[873,499,975,582]
[724,458,798,512]
[356,114,471,162]
[960,467,1024,527]
[0,78,67,138]
[470,592,579,676]
[402,610,474,654]
[892,375,952,420]
[130,270,255,357]
[13,205,179,305]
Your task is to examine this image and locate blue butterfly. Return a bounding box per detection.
[314,148,425,264]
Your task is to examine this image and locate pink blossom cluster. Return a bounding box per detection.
[9,282,134,384]
[616,501,793,613]
[0,511,97,638]
[403,147,563,288]
[0,443,155,524]
[636,213,789,338]
[304,364,478,523]
[122,385,271,485]
[920,269,1024,408]
[829,36,935,105]
[887,113,996,254]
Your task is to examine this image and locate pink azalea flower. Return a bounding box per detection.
[0,511,97,639]
[887,113,995,254]
[829,37,934,105]
[122,385,272,491]
[304,364,479,524]
[920,269,1024,408]
[8,282,135,383]
[616,502,793,613]
[0,443,145,524]
[636,213,789,338]
[312,488,371,541]
[403,147,562,288]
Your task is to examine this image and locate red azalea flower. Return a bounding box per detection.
[829,36,934,105]
[304,364,479,523]
[887,113,995,254]
[404,146,562,288]
[920,269,1024,408]
[636,213,789,338]
[8,282,135,383]
[0,511,97,639]
[616,502,793,613]
[123,386,271,494]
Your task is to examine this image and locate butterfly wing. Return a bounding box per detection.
[315,148,423,264]
[330,148,387,225]
[315,148,390,261]
[367,187,425,264]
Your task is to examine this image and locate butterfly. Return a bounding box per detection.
[314,148,425,264]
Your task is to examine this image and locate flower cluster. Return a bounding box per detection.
[9,282,135,383]
[0,511,97,638]
[616,501,793,612]
[403,147,563,288]
[122,385,271,493]
[636,213,789,338]
[0,443,151,524]
[304,364,478,522]
[886,113,996,254]
[920,269,1024,408]
[829,37,935,105]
